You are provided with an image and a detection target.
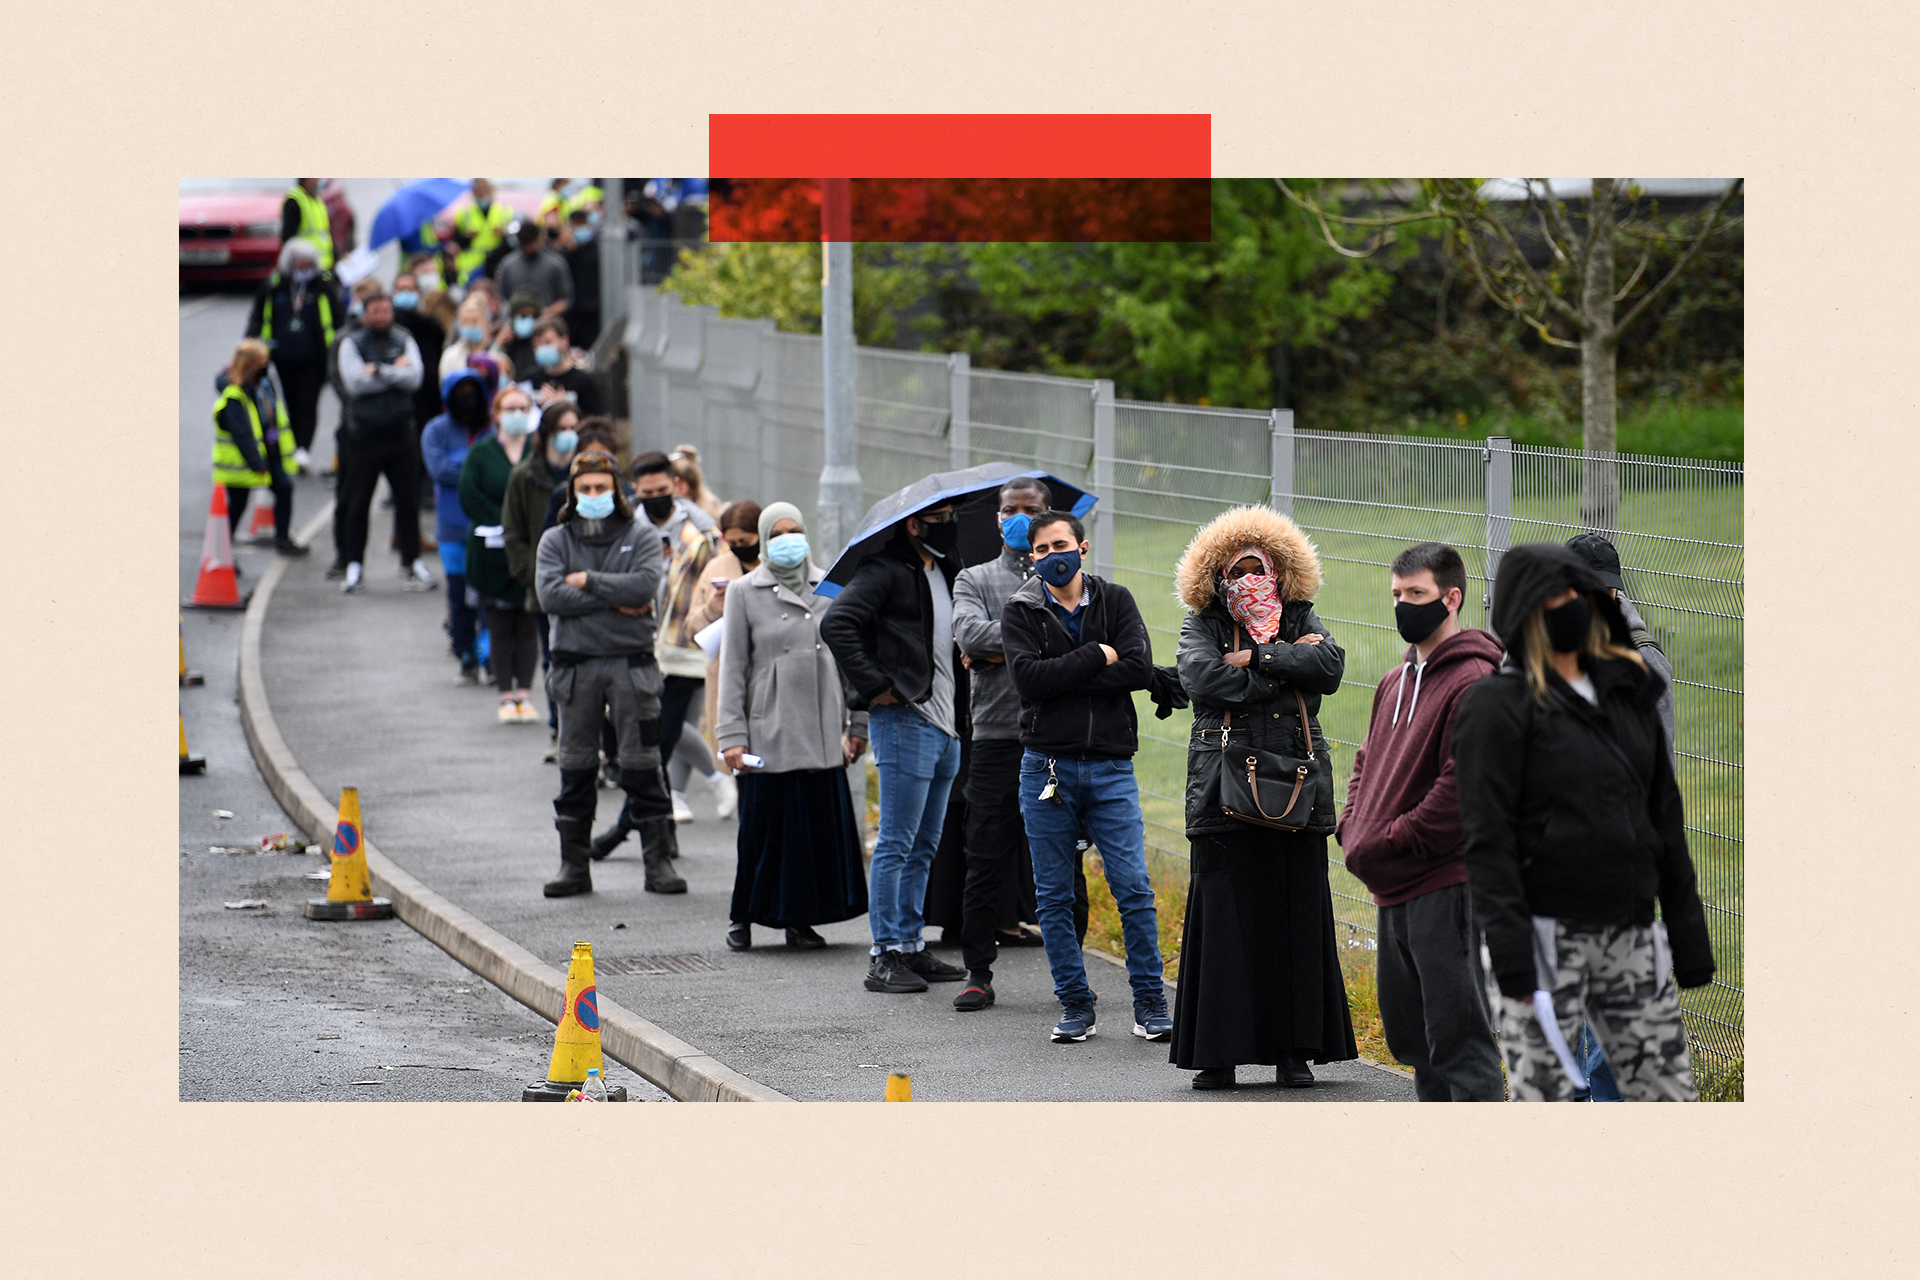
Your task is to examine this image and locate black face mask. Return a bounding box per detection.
[916,519,959,559]
[731,540,760,567]
[1543,593,1592,654]
[447,387,486,429]
[640,493,675,522]
[1394,596,1451,644]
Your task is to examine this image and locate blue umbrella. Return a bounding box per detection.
[368,179,468,252]
[815,463,1096,599]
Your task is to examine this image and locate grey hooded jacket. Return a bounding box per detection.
[951,544,1035,741]
[1617,593,1677,771]
[535,513,663,659]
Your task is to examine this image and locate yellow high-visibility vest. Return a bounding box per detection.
[454,201,515,282]
[259,275,335,349]
[285,184,335,269]
[211,383,293,488]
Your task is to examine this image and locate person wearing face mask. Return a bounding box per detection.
[1452,542,1713,1101]
[1168,505,1352,1089]
[562,206,602,349]
[588,451,718,854]
[499,290,546,389]
[495,221,574,319]
[439,295,500,379]
[1334,542,1505,1102]
[528,318,601,415]
[948,477,1062,1012]
[689,500,762,797]
[715,503,870,950]
[389,270,446,440]
[451,179,514,286]
[211,338,304,556]
[504,402,584,740]
[820,501,971,995]
[334,293,434,596]
[246,238,343,472]
[535,450,683,898]
[421,369,498,682]
[460,386,542,721]
[1000,510,1170,1046]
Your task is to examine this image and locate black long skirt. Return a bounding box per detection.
[730,769,870,928]
[1168,827,1358,1069]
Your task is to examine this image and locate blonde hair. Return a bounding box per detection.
[1520,594,1646,702]
[456,295,489,328]
[668,444,709,500]
[230,338,270,384]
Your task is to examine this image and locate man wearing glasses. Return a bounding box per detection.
[821,501,971,994]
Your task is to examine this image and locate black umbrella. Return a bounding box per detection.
[815,462,1095,598]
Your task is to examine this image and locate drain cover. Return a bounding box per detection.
[596,953,720,976]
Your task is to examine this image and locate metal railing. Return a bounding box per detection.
[620,285,1745,1071]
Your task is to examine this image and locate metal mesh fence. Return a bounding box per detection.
[621,286,1744,1069]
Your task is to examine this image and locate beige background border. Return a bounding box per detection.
[4,1,1911,1273]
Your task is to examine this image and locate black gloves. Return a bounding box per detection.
[1147,664,1189,720]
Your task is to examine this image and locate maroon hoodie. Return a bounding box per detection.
[1335,626,1503,907]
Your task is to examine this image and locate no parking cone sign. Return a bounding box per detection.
[523,942,628,1101]
[305,786,393,920]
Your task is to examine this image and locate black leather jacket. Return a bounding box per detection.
[819,530,957,710]
[1177,597,1344,838]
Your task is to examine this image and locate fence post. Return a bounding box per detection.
[947,352,971,471]
[1483,435,1512,626]
[1269,408,1295,516]
[1091,379,1116,580]
[817,209,861,562]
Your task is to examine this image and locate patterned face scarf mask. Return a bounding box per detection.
[1221,546,1284,641]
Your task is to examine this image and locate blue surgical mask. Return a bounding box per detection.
[512,315,536,338]
[459,325,486,345]
[417,273,442,294]
[392,290,419,310]
[1035,547,1082,588]
[572,226,595,244]
[552,429,579,455]
[766,533,810,568]
[534,345,562,369]
[999,512,1032,551]
[587,209,603,227]
[575,491,615,521]
[291,267,317,284]
[499,409,532,437]
[348,300,364,319]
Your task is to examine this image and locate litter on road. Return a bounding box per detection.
[213,809,234,819]
[223,900,270,910]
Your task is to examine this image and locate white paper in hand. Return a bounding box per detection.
[334,244,380,287]
[694,616,725,661]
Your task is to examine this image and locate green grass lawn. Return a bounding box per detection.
[1102,465,1744,1079]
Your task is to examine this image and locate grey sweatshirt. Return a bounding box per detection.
[535,514,663,659]
[952,544,1035,740]
[1618,593,1678,771]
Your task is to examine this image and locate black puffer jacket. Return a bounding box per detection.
[1172,506,1344,838]
[819,527,958,711]
[1451,542,1714,1000]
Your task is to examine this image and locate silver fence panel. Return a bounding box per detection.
[853,348,953,515]
[964,368,1098,484]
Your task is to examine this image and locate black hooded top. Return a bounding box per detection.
[1450,543,1714,1000]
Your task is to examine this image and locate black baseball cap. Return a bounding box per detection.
[1564,533,1625,592]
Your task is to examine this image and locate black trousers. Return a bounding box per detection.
[959,737,1088,979]
[225,474,291,543]
[273,355,327,452]
[1376,882,1505,1101]
[659,675,703,775]
[485,605,540,693]
[336,426,420,566]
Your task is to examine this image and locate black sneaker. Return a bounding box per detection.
[864,950,929,994]
[953,977,995,1011]
[1050,1006,1097,1043]
[324,560,348,580]
[1132,996,1173,1041]
[274,538,310,558]
[898,949,966,982]
[458,659,480,685]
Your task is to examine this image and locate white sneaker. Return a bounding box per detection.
[404,559,438,592]
[294,447,313,472]
[341,562,363,594]
[671,790,695,824]
[709,771,738,819]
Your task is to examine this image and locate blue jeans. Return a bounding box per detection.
[867,705,961,955]
[1017,751,1165,1011]
[1575,1020,1622,1101]
[438,545,478,664]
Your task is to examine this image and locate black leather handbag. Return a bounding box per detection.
[1216,628,1323,832]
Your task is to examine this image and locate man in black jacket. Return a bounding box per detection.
[245,238,344,471]
[335,293,435,596]
[820,502,970,995]
[1002,511,1172,1045]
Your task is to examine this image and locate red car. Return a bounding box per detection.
[179,179,356,286]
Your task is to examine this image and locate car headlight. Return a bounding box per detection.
[243,221,279,238]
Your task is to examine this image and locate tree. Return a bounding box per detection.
[1277,178,1743,527]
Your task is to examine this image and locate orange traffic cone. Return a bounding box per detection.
[244,491,275,543]
[523,942,629,1100]
[305,786,394,920]
[179,616,204,687]
[179,710,206,774]
[184,487,249,610]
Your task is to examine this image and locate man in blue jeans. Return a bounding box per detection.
[821,501,969,994]
[1001,511,1173,1044]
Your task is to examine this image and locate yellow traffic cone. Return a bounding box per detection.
[524,942,629,1100]
[179,711,206,774]
[179,616,203,687]
[304,786,393,920]
[885,1071,913,1101]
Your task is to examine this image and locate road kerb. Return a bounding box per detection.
[235,502,793,1103]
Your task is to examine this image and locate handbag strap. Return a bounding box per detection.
[1220,624,1316,761]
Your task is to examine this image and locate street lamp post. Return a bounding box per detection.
[816,178,861,561]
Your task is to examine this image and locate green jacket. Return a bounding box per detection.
[459,434,528,606]
[502,450,568,614]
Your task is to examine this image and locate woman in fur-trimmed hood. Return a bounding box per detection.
[1165,505,1358,1090]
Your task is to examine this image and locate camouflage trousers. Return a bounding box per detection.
[1498,918,1696,1102]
